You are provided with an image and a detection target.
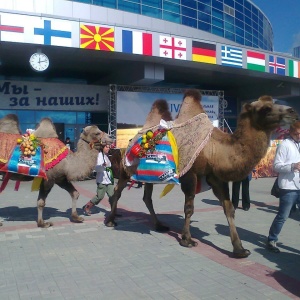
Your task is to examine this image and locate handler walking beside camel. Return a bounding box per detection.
[83,140,114,216]
[266,121,300,253]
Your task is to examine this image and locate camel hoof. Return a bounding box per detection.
[105,221,117,227]
[155,223,169,232]
[179,239,198,248]
[233,249,251,258]
[38,222,53,228]
[72,216,84,223]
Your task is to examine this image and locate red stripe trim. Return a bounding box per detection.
[0,25,24,33]
[192,48,216,57]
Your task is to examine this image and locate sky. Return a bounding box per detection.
[251,0,300,55]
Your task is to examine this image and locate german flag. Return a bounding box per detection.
[192,41,216,64]
[80,24,114,51]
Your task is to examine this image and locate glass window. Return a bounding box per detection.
[252,13,258,24]
[212,8,223,19]
[182,6,197,18]
[36,111,77,124]
[142,5,162,17]
[212,0,223,10]
[198,3,211,14]
[235,3,243,13]
[163,10,180,23]
[142,0,161,7]
[225,30,235,42]
[245,23,252,34]
[235,18,243,28]
[236,27,244,36]
[212,25,224,37]
[235,11,243,21]
[225,21,234,31]
[182,0,196,9]
[244,0,251,11]
[17,110,35,123]
[244,8,251,17]
[212,16,223,28]
[245,16,251,26]
[236,35,244,45]
[94,0,117,8]
[199,12,211,23]
[235,0,243,5]
[199,0,211,4]
[224,14,234,24]
[163,1,180,13]
[118,0,140,13]
[166,0,180,3]
[198,21,211,31]
[252,20,258,31]
[182,16,197,27]
[245,31,252,41]
[253,36,258,47]
[245,39,252,47]
[77,112,87,124]
[224,0,234,7]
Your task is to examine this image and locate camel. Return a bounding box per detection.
[105,89,298,258]
[0,114,112,227]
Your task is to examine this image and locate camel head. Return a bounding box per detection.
[241,95,298,131]
[80,125,114,150]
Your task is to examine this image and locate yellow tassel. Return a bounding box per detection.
[167,131,178,171]
[160,184,175,198]
[31,177,42,191]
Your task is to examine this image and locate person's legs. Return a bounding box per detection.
[267,189,298,252]
[83,184,106,215]
[232,181,241,209]
[241,178,250,210]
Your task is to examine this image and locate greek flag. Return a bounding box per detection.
[221,45,243,68]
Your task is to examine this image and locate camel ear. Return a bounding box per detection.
[244,103,252,112]
[82,126,91,136]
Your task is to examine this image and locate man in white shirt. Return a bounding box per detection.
[266,121,300,253]
[82,141,114,216]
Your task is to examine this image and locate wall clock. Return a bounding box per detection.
[29,52,49,72]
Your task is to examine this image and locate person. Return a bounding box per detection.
[82,140,114,216]
[232,169,258,211]
[266,121,300,253]
[64,137,73,151]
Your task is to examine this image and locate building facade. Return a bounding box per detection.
[0,0,299,144]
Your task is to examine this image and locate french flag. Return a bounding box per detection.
[122,30,152,56]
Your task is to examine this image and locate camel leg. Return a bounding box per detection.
[37,179,54,228]
[105,175,128,227]
[56,179,83,223]
[143,183,169,232]
[207,175,250,258]
[179,171,198,247]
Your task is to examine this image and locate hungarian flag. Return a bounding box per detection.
[288,59,300,78]
[247,51,265,72]
[80,24,114,51]
[192,41,216,64]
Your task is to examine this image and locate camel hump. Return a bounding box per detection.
[175,89,205,123]
[0,113,21,134]
[142,99,172,130]
[34,118,58,138]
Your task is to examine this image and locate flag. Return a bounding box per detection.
[34,19,72,46]
[122,30,152,56]
[269,55,285,75]
[288,59,300,78]
[221,45,243,68]
[247,50,265,72]
[159,35,186,60]
[0,14,24,42]
[80,24,114,51]
[192,41,216,64]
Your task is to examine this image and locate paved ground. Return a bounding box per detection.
[0,177,299,300]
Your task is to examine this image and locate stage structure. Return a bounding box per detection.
[108,84,224,142]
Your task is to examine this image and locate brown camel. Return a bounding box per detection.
[106,89,298,258]
[0,114,112,227]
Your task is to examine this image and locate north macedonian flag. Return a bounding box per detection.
[80,24,114,51]
[192,41,216,64]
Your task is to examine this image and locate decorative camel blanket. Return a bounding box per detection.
[0,132,69,172]
[127,113,214,178]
